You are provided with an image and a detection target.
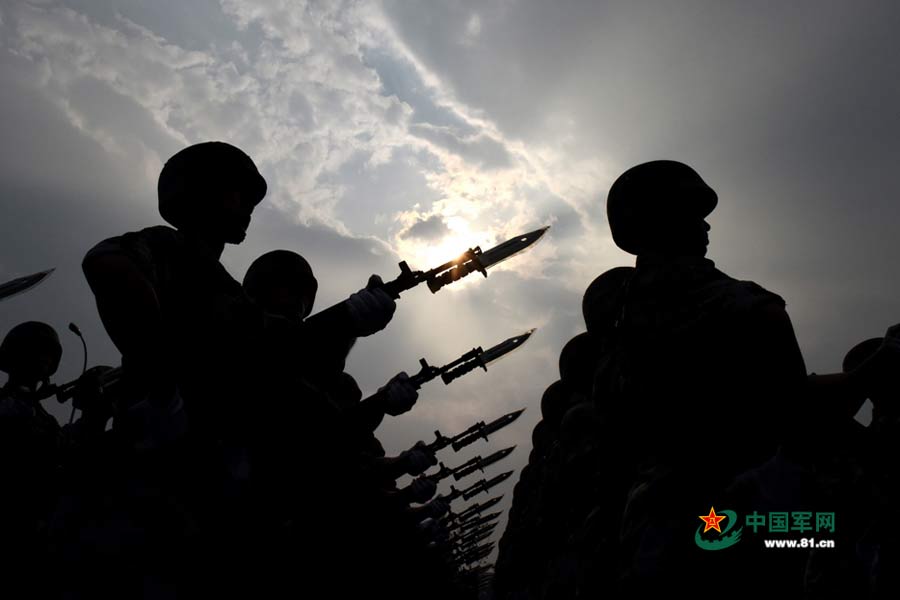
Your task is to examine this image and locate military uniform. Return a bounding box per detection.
[591,256,807,593]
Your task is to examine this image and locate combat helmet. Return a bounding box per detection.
[606,160,717,255]
[244,250,318,319]
[0,321,62,382]
[158,141,267,231]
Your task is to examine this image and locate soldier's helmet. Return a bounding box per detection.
[531,419,551,452]
[243,250,318,319]
[559,401,604,459]
[559,332,598,396]
[582,266,634,335]
[843,337,885,410]
[606,160,717,255]
[842,337,883,373]
[541,380,578,428]
[158,141,267,231]
[0,321,62,381]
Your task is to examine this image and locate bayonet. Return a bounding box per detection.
[407,330,535,390]
[449,511,501,534]
[445,495,504,524]
[440,470,513,504]
[306,227,549,324]
[451,446,515,481]
[455,523,498,546]
[426,446,515,484]
[386,226,550,298]
[428,408,525,454]
[0,268,54,302]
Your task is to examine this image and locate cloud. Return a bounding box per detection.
[399,214,450,241]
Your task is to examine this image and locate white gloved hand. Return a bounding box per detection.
[380,372,419,417]
[427,497,451,518]
[417,517,440,536]
[405,476,437,504]
[344,275,396,337]
[400,440,437,476]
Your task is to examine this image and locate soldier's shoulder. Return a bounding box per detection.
[85,225,181,258]
[83,225,186,287]
[114,225,184,250]
[708,269,786,314]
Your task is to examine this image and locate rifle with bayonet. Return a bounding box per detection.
[444,495,504,525]
[454,522,498,546]
[451,542,494,566]
[438,470,513,504]
[358,335,532,435]
[428,409,525,454]
[310,228,548,318]
[381,332,535,401]
[425,446,515,484]
[448,511,501,534]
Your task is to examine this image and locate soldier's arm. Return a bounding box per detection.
[808,322,900,420]
[347,393,388,432]
[299,304,358,375]
[343,372,419,432]
[757,303,808,384]
[299,274,397,376]
[737,302,808,444]
[82,250,166,380]
[806,372,868,421]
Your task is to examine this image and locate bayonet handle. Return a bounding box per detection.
[440,357,487,385]
[426,260,481,294]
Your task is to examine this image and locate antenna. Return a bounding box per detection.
[67,322,87,424]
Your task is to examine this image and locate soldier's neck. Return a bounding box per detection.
[181,231,225,261]
[635,253,714,269]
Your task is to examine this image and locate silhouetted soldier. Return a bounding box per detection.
[0,321,112,596]
[575,266,637,599]
[849,332,900,598]
[0,321,66,594]
[596,161,900,596]
[804,333,900,598]
[594,160,811,594]
[79,142,397,597]
[242,248,444,598]
[242,249,429,484]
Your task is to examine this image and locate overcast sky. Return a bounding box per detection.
[2,0,899,561]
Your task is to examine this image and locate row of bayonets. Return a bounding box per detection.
[4,226,551,567]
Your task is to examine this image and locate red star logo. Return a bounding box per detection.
[699,507,727,533]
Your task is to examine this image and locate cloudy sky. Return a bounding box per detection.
[2,0,899,560]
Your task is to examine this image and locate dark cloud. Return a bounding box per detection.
[399,214,450,242]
